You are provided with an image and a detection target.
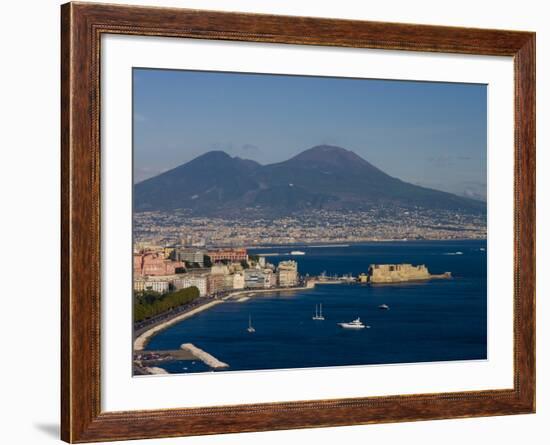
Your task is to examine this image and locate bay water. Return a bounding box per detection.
[145,240,487,374]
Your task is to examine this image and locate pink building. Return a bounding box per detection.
[134,252,185,277]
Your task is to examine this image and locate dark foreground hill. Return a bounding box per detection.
[134,145,485,216]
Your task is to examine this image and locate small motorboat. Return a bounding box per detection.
[378,304,390,310]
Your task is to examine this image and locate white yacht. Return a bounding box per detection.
[291,250,306,255]
[247,315,255,333]
[378,304,390,310]
[338,317,369,329]
[312,304,325,320]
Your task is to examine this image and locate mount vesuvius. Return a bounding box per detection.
[134,145,485,215]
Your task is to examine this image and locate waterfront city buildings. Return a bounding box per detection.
[133,246,299,297]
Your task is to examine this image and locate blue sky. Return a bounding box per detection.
[133,68,487,200]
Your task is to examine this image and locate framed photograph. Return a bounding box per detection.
[61,2,535,442]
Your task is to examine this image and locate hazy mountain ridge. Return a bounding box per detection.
[134,145,485,215]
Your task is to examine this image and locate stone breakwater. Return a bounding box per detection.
[144,366,169,375]
[181,343,229,369]
[134,300,223,351]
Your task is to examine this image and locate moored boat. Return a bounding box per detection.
[338,317,369,329]
[247,315,255,333]
[312,303,325,320]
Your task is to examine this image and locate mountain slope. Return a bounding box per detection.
[134,151,261,212]
[134,145,485,215]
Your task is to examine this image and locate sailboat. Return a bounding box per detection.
[247,315,256,333]
[312,303,325,320]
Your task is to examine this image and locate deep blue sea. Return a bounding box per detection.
[146,240,487,374]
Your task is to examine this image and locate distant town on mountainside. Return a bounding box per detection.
[133,145,486,247]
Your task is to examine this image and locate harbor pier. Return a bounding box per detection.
[181,343,229,369]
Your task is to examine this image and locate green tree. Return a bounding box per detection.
[133,286,200,323]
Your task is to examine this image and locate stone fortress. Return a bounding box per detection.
[367,263,451,283]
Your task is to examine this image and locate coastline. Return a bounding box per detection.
[134,300,223,351]
[133,282,320,352]
[244,238,486,250]
[223,282,317,301]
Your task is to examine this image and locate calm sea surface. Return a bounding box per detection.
[146,240,487,374]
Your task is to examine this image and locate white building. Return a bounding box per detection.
[175,275,208,296]
[244,269,275,289]
[224,272,245,290]
[134,279,169,294]
[172,248,205,266]
[277,260,298,287]
[233,272,245,289]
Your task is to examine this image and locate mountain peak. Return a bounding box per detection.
[309,144,351,153]
[191,151,261,169]
[193,150,232,162]
[291,145,368,166]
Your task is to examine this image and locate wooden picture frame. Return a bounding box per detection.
[61,2,535,442]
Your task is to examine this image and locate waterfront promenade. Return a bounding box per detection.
[133,282,319,350]
[134,299,223,351]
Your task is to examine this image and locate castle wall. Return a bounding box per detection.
[368,263,432,283]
